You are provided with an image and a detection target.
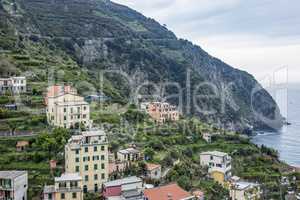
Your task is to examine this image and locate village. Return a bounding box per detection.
[0,77,271,200]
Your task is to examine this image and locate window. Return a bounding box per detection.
[94,146,97,152]
[83,185,87,193]
[101,155,105,160]
[101,163,105,169]
[85,165,89,171]
[210,156,214,160]
[94,174,98,180]
[61,193,65,199]
[101,146,105,151]
[94,164,98,170]
[94,184,98,192]
[85,147,88,153]
[84,106,86,111]
[216,164,222,168]
[64,108,67,113]
[72,193,77,198]
[75,158,79,162]
[75,149,79,155]
[48,194,52,199]
[85,175,89,181]
[75,166,80,172]
[83,114,86,119]
[77,107,80,112]
[101,173,105,179]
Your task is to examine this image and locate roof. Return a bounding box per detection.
[118,148,140,155]
[146,163,161,171]
[55,173,82,182]
[200,151,229,157]
[103,176,142,188]
[144,183,193,200]
[0,171,27,179]
[82,129,106,137]
[16,141,29,147]
[234,181,259,190]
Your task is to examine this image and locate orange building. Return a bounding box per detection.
[142,102,179,123]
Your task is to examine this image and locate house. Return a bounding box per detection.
[84,93,110,103]
[192,190,205,200]
[141,102,179,123]
[45,85,92,129]
[102,176,144,200]
[145,163,161,180]
[65,129,109,192]
[0,171,28,200]
[144,183,195,200]
[16,141,29,152]
[202,133,212,143]
[43,173,83,200]
[117,148,141,163]
[228,176,261,200]
[0,76,26,94]
[200,151,232,184]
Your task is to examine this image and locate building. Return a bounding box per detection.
[202,133,212,143]
[65,129,109,192]
[45,85,91,129]
[102,176,144,200]
[200,151,232,184]
[0,77,26,94]
[144,183,195,200]
[117,148,142,164]
[43,173,83,200]
[141,102,179,123]
[0,171,28,200]
[145,163,161,180]
[229,176,261,200]
[192,190,205,200]
[16,141,29,152]
[84,93,110,103]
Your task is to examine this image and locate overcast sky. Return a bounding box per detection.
[112,0,300,85]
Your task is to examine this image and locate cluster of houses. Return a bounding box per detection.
[0,76,27,95]
[0,82,263,200]
[200,151,262,200]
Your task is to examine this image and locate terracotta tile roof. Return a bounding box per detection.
[146,163,161,171]
[16,141,29,147]
[144,183,193,200]
[46,85,76,98]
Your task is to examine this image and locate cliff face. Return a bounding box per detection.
[0,0,283,130]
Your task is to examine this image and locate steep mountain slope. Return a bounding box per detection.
[0,0,283,130]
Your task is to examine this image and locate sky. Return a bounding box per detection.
[112,0,300,85]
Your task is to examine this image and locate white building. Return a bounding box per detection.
[0,77,26,94]
[45,85,92,129]
[229,176,261,200]
[145,163,162,180]
[65,129,109,193]
[202,133,212,143]
[117,148,141,163]
[200,151,232,184]
[43,173,83,200]
[0,171,28,200]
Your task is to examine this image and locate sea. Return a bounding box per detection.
[251,84,300,167]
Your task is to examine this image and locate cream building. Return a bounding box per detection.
[65,129,109,193]
[200,151,232,184]
[45,85,91,129]
[43,173,83,200]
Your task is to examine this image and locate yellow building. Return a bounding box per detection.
[65,129,109,193]
[45,85,92,129]
[43,173,83,200]
[200,151,232,185]
[141,102,180,123]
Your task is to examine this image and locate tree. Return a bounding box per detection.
[144,148,155,161]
